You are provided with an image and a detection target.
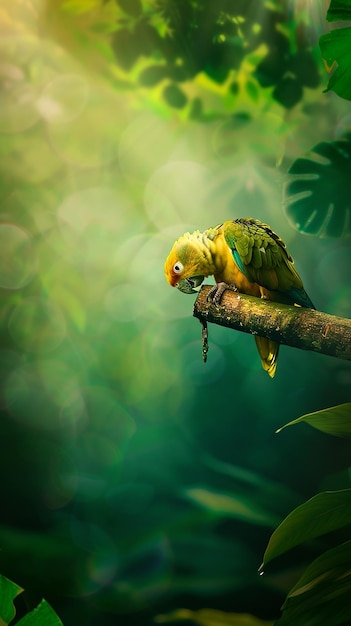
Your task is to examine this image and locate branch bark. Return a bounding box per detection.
[193,285,351,362]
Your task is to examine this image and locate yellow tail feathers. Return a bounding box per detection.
[254,336,280,378]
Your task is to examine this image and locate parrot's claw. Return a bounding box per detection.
[207,282,238,305]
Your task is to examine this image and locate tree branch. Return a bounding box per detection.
[193,285,351,362]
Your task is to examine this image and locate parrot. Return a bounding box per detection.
[164,217,315,377]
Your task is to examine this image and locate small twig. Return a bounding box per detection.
[193,285,351,362]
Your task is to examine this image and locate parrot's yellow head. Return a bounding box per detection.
[164,230,216,294]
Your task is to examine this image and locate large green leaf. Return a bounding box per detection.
[326,0,351,21]
[276,577,351,625]
[286,540,351,599]
[0,575,22,625]
[0,575,63,626]
[275,541,351,626]
[284,136,351,236]
[16,600,63,626]
[276,403,351,437]
[320,27,351,100]
[261,490,351,569]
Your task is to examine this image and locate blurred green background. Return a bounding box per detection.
[0,1,351,624]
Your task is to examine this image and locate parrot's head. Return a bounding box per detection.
[164,230,208,294]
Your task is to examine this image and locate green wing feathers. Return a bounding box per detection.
[223,218,314,307]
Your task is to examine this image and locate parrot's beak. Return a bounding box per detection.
[176,276,204,294]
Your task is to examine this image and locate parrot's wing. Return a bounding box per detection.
[223,218,315,308]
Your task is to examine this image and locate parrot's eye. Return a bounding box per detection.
[173,261,184,274]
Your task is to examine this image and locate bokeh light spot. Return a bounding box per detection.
[57,186,138,269]
[118,112,176,183]
[47,85,126,168]
[3,129,62,183]
[104,283,143,323]
[0,224,37,289]
[38,73,89,125]
[58,187,125,234]
[5,363,57,429]
[8,297,66,353]
[0,45,40,133]
[4,358,83,431]
[35,358,81,411]
[0,79,39,133]
[144,161,213,229]
[60,391,87,433]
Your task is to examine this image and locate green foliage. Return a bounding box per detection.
[261,489,351,568]
[286,0,351,238]
[283,135,351,237]
[320,0,351,100]
[276,403,351,437]
[254,47,319,109]
[0,575,63,626]
[262,403,351,625]
[276,542,351,625]
[155,400,351,626]
[0,575,22,625]
[109,0,321,114]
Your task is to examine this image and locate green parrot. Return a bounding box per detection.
[164,217,315,377]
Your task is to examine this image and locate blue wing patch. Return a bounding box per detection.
[232,248,245,274]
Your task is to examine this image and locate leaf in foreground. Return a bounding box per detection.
[261,489,351,569]
[0,575,22,625]
[16,599,63,626]
[275,541,351,626]
[276,403,351,438]
[0,575,63,626]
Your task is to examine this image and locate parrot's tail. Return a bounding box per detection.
[254,336,280,378]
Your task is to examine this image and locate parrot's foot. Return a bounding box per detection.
[207,282,238,305]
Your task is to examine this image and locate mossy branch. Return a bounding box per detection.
[193,285,351,362]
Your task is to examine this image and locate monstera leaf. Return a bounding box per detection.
[319,0,351,100]
[283,135,351,237]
